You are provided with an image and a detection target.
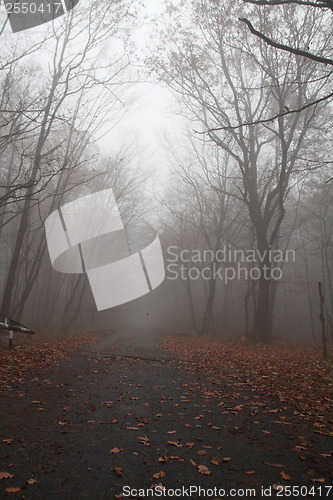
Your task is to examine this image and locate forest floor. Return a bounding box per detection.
[0,330,332,499]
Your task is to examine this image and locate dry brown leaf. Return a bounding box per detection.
[198,465,211,475]
[264,462,286,468]
[0,472,14,479]
[153,471,165,479]
[167,441,182,447]
[110,467,123,476]
[110,447,123,454]
[280,471,291,481]
[138,436,150,446]
[5,487,20,493]
[27,478,37,484]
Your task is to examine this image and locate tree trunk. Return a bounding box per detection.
[318,281,328,358]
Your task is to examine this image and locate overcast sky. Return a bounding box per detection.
[0,0,186,187]
[99,0,186,187]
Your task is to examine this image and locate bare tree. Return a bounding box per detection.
[150,0,331,340]
[237,0,333,123]
[0,0,136,319]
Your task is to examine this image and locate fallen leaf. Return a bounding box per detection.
[110,467,123,476]
[27,478,37,484]
[0,472,14,479]
[5,487,21,493]
[110,447,123,454]
[153,471,165,479]
[167,441,182,447]
[138,436,150,446]
[198,465,211,475]
[280,471,291,481]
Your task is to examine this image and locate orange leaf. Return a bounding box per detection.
[153,471,165,479]
[0,472,14,479]
[27,478,37,484]
[167,441,182,447]
[110,467,123,476]
[198,465,211,475]
[5,487,21,493]
[280,471,291,481]
[110,447,123,454]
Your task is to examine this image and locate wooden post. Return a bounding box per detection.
[9,330,13,349]
[318,282,327,359]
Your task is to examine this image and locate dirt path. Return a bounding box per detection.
[0,330,332,499]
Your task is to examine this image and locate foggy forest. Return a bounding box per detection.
[0,0,332,498]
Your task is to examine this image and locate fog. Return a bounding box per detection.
[0,0,332,346]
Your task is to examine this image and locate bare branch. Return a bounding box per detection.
[196,91,333,131]
[239,17,333,65]
[242,0,333,9]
